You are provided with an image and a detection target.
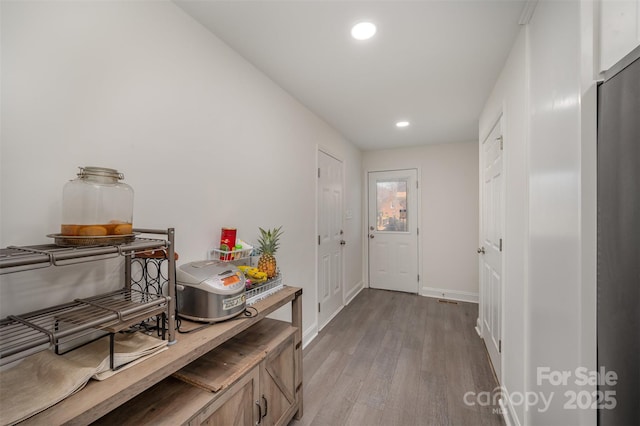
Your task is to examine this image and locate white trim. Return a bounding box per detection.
[366,167,421,294]
[421,286,479,303]
[479,112,505,384]
[318,304,344,332]
[499,392,521,426]
[475,318,482,337]
[317,145,342,163]
[316,146,346,340]
[304,281,363,350]
[302,323,318,350]
[518,0,539,25]
[344,281,364,305]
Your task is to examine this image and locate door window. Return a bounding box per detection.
[375,179,408,232]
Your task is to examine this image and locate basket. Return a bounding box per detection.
[246,274,283,305]
[209,240,253,262]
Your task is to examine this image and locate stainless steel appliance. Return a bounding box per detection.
[176,260,246,323]
[597,45,640,425]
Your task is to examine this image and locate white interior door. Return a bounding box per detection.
[368,169,418,294]
[480,118,504,381]
[317,150,344,330]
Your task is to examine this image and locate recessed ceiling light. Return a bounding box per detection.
[351,22,376,40]
[396,121,410,128]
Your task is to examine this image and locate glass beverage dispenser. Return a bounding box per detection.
[61,167,134,236]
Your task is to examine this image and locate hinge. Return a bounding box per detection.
[417,274,420,282]
[318,303,321,313]
[318,168,320,178]
[498,136,503,150]
[499,340,502,353]
[417,227,419,236]
[318,235,320,245]
[499,238,503,252]
[416,180,419,189]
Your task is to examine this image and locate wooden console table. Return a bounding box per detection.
[20,286,303,425]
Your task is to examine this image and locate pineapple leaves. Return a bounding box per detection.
[257,226,283,278]
[256,226,283,255]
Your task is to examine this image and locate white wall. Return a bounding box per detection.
[598,0,640,71]
[0,1,363,347]
[479,1,598,425]
[363,142,479,301]
[527,1,588,424]
[479,28,528,425]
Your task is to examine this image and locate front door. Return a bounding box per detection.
[317,150,344,330]
[368,169,418,293]
[480,118,504,381]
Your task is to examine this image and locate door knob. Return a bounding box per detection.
[369,234,375,239]
[340,240,346,245]
[369,226,375,231]
[477,247,485,254]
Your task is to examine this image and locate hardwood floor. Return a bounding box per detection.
[290,289,504,426]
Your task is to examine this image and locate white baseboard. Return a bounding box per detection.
[304,281,364,350]
[302,323,318,350]
[344,281,364,305]
[421,286,479,303]
[499,394,521,426]
[499,398,512,426]
[319,304,344,332]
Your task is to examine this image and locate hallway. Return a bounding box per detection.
[290,289,504,426]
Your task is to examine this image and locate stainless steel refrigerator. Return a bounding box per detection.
[597,46,640,426]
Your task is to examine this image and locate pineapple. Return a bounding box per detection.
[256,226,283,279]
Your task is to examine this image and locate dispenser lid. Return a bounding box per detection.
[77,166,124,180]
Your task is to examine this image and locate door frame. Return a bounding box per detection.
[365,167,421,294]
[478,112,506,382]
[315,147,346,332]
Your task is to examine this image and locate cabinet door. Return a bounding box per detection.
[194,367,259,426]
[260,334,297,426]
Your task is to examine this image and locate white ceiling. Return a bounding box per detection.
[175,0,527,151]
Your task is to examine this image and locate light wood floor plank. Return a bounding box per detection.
[290,289,505,426]
[297,349,351,425]
[344,401,383,426]
[309,374,364,426]
[380,347,422,426]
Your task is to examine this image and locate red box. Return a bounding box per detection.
[219,228,237,261]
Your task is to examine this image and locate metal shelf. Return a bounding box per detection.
[0,237,169,274]
[0,228,177,366]
[0,289,168,366]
